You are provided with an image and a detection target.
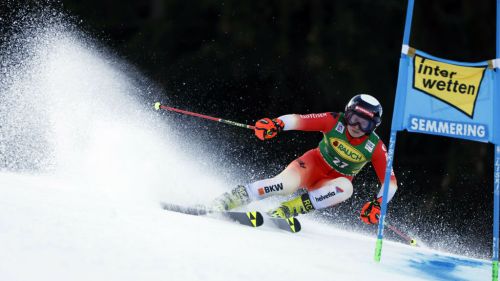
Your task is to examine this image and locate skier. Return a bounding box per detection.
[211,94,398,225]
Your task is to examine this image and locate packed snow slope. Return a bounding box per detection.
[0,172,491,281]
[0,13,492,281]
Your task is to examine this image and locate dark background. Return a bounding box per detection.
[1,0,497,257]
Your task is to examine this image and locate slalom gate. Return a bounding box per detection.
[375,1,500,280]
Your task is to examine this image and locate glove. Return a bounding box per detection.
[254,118,284,140]
[360,197,382,225]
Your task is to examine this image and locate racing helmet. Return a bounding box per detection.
[344,94,383,133]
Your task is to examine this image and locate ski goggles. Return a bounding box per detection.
[345,111,377,133]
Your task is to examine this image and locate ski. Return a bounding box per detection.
[224,211,263,228]
[160,202,300,232]
[161,202,209,215]
[160,202,264,228]
[267,217,301,233]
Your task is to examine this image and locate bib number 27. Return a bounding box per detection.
[332,157,349,168]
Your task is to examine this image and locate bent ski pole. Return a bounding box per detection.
[385,222,418,247]
[154,102,255,130]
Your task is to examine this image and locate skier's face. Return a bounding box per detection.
[347,124,366,137]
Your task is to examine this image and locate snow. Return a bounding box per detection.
[0,172,491,281]
[0,15,492,281]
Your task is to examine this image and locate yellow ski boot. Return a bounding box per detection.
[268,193,315,219]
[211,185,251,211]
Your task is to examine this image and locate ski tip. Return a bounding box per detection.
[240,211,264,227]
[154,102,161,110]
[287,217,301,233]
[222,211,264,227]
[160,202,208,215]
[267,216,302,233]
[251,211,264,227]
[160,202,180,211]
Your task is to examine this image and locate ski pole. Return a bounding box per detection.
[154,102,255,130]
[356,210,418,246]
[385,222,418,247]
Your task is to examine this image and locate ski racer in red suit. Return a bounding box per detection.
[212,94,398,224]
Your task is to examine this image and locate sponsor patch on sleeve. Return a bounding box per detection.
[365,140,375,153]
[335,122,345,134]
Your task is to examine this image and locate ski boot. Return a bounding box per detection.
[268,193,315,219]
[211,185,251,211]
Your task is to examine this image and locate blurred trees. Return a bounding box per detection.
[61,0,495,185]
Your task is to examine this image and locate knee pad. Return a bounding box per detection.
[308,177,353,210]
